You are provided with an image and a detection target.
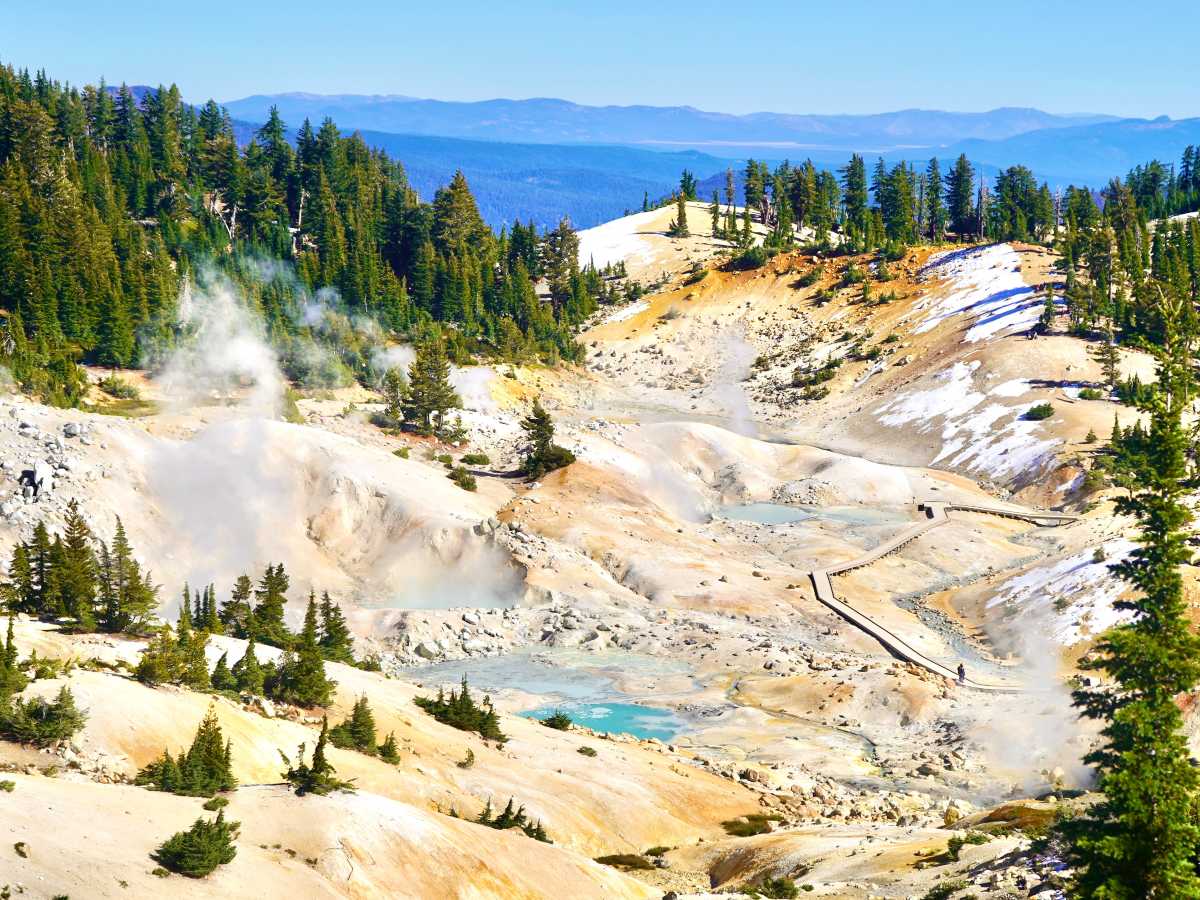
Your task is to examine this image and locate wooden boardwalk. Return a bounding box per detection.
[807,501,1076,692]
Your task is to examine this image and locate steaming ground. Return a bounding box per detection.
[1,208,1182,897]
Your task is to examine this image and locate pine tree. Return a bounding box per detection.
[96,518,156,634]
[378,731,400,763]
[210,652,237,692]
[318,592,355,664]
[0,618,27,700]
[330,695,378,755]
[152,810,239,877]
[275,594,334,708]
[57,499,97,631]
[0,684,85,746]
[925,157,945,242]
[667,192,689,238]
[379,367,407,423]
[281,717,352,796]
[945,154,976,240]
[219,574,255,637]
[520,398,575,479]
[251,563,292,649]
[1067,289,1200,897]
[232,636,265,695]
[403,340,461,436]
[1038,284,1057,333]
[137,707,236,797]
[710,191,721,237]
[1091,323,1121,389]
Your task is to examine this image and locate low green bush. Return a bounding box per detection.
[1024,402,1054,421]
[721,813,783,837]
[448,466,477,491]
[594,854,654,870]
[539,710,572,731]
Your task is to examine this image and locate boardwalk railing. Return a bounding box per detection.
[806,501,1077,692]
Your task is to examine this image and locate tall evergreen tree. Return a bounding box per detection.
[402,339,461,436]
[318,592,355,664]
[1067,289,1200,897]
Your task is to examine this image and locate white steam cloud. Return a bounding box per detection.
[158,274,284,416]
[710,330,757,437]
[141,263,520,622]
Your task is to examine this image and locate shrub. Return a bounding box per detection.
[202,796,228,811]
[840,263,867,286]
[748,877,800,899]
[0,686,86,747]
[594,854,654,870]
[1024,402,1054,421]
[683,266,708,286]
[1078,387,1104,400]
[920,881,969,900]
[393,447,410,459]
[577,746,597,758]
[98,374,140,399]
[791,358,841,389]
[793,267,821,288]
[721,813,783,837]
[539,710,573,731]
[448,466,477,491]
[728,245,772,271]
[477,798,550,842]
[459,452,490,466]
[456,748,476,769]
[280,718,354,796]
[644,845,671,857]
[414,676,506,743]
[946,830,990,860]
[328,696,379,756]
[1084,428,1098,443]
[151,811,239,878]
[0,780,13,792]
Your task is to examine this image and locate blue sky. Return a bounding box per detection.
[4,1,1196,118]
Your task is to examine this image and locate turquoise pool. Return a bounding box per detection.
[520,702,684,741]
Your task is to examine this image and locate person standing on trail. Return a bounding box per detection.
[957,663,966,685]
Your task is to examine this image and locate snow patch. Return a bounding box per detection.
[991,379,1032,398]
[876,361,1060,481]
[578,210,659,270]
[914,244,1055,342]
[986,541,1135,645]
[876,361,983,427]
[605,301,649,324]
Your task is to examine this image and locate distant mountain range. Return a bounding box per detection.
[199,91,1200,229]
[223,93,1118,152]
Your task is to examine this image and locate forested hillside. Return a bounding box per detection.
[2,60,1199,413]
[707,148,1200,353]
[0,64,623,407]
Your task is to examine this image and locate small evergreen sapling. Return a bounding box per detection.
[152,811,239,878]
[281,717,354,796]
